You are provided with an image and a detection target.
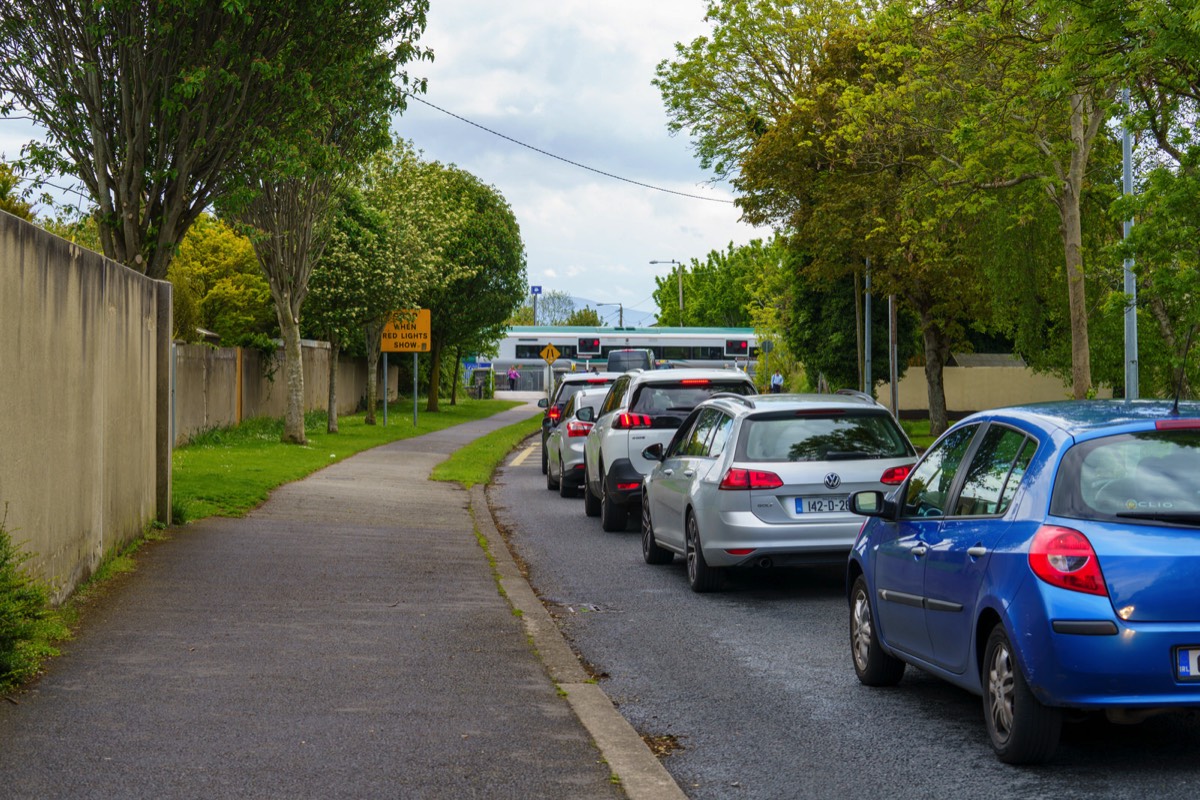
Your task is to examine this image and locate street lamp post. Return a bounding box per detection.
[649,259,683,326]
[596,302,623,327]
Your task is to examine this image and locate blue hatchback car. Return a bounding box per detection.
[846,401,1200,764]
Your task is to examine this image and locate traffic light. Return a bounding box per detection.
[724,339,749,357]
[578,337,601,355]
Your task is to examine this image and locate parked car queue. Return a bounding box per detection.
[536,371,1200,765]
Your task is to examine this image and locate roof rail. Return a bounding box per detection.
[710,392,756,408]
[835,388,879,405]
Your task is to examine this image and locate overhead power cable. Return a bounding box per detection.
[404,93,735,205]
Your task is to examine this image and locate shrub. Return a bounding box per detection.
[0,512,69,691]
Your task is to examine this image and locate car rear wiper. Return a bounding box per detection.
[1114,510,1200,526]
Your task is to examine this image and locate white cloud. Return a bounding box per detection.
[395,0,771,317]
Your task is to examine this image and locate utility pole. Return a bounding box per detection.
[1122,87,1138,399]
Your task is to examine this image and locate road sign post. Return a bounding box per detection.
[381,309,431,425]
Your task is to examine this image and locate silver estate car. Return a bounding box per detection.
[545,387,609,498]
[640,392,917,592]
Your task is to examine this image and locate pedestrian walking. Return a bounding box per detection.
[770,369,784,393]
[507,366,520,391]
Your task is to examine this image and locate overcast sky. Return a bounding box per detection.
[392,0,771,324]
[0,1,772,326]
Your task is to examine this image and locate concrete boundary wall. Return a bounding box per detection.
[173,343,396,445]
[0,211,172,599]
[881,365,1111,417]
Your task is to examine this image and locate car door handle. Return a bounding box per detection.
[683,470,695,477]
[967,545,988,558]
[662,469,674,476]
[911,545,928,557]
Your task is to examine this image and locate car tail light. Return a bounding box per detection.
[548,405,562,423]
[566,421,592,437]
[613,413,652,429]
[586,378,609,384]
[1029,525,1107,597]
[680,379,711,385]
[617,481,641,491]
[719,468,784,490]
[1156,418,1200,430]
[880,464,912,485]
[726,548,755,556]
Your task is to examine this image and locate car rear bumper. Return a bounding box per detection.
[1008,579,1200,709]
[604,458,644,507]
[699,511,861,567]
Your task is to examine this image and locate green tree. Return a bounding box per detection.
[0,161,32,221]
[305,187,406,432]
[168,214,273,344]
[564,306,605,327]
[418,167,526,412]
[859,0,1120,399]
[362,141,472,421]
[509,290,576,326]
[0,0,429,281]
[221,3,430,444]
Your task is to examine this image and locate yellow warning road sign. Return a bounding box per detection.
[382,309,431,353]
[540,343,561,365]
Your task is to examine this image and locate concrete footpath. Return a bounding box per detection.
[0,394,685,800]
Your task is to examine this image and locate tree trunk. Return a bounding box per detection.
[327,338,340,434]
[450,346,462,406]
[920,312,952,438]
[426,339,442,412]
[1049,91,1100,400]
[1058,191,1091,400]
[280,309,307,445]
[364,329,381,426]
[364,348,379,425]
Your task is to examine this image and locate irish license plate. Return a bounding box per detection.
[1176,646,1200,680]
[796,495,849,514]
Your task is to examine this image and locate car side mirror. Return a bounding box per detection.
[577,407,595,422]
[642,442,665,462]
[537,398,548,408]
[850,490,886,517]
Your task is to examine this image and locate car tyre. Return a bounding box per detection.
[541,443,548,475]
[850,575,905,686]
[583,456,601,517]
[685,513,722,592]
[599,467,628,532]
[641,497,672,565]
[558,457,574,498]
[983,625,1062,765]
[546,454,559,491]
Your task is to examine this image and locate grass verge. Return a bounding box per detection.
[430,413,542,488]
[173,398,522,522]
[900,418,948,451]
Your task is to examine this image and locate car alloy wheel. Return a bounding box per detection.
[558,457,574,498]
[583,455,600,517]
[982,625,1061,764]
[685,513,721,592]
[641,497,672,565]
[849,576,904,686]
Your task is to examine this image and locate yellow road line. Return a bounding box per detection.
[511,444,538,466]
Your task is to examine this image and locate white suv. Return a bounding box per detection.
[583,368,756,531]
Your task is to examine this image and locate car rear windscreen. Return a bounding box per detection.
[629,381,754,424]
[1051,429,1200,525]
[737,411,913,462]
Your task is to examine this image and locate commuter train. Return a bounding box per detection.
[485,326,761,390]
